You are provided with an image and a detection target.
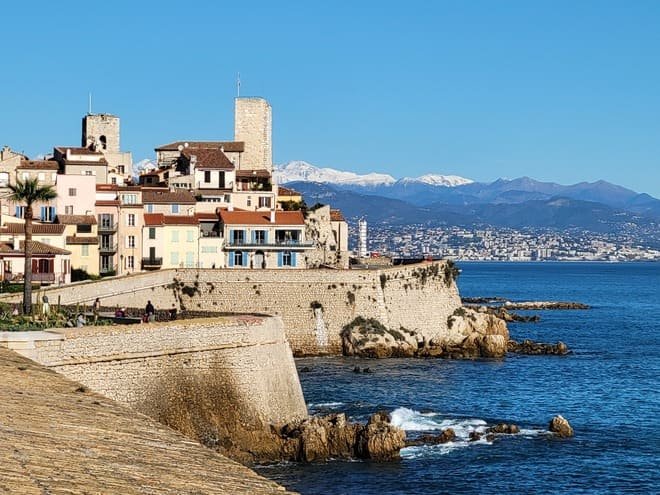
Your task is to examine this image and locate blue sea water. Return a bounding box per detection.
[256,262,660,494]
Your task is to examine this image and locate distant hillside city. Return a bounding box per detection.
[0,98,350,285]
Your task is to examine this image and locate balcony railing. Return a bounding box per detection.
[98,222,118,233]
[31,273,55,283]
[100,266,116,274]
[225,239,315,249]
[142,257,163,268]
[99,243,118,254]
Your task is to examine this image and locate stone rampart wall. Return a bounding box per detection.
[2,261,462,356]
[6,316,306,425]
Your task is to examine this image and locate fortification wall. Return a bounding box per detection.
[1,261,462,356]
[2,316,306,426]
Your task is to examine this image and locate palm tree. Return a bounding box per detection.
[8,178,57,315]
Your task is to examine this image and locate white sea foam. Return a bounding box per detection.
[390,407,487,435]
[308,401,344,409]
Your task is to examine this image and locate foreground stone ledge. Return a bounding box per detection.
[0,347,294,494]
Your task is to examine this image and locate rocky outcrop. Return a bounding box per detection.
[341,308,509,359]
[508,339,570,355]
[549,415,574,437]
[488,423,520,434]
[504,301,590,310]
[406,428,456,446]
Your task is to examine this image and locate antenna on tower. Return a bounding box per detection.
[237,72,241,97]
[88,92,93,115]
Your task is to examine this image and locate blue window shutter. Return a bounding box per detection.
[242,251,248,266]
[15,206,19,218]
[40,206,45,221]
[228,252,234,267]
[277,251,283,267]
[291,252,297,267]
[251,230,256,243]
[229,229,234,245]
[49,207,55,221]
[264,230,269,243]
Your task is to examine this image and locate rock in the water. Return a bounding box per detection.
[508,339,570,355]
[356,411,406,461]
[549,415,574,437]
[488,423,520,434]
[407,428,456,447]
[341,317,418,358]
[469,431,482,442]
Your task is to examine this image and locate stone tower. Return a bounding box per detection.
[82,113,120,153]
[234,97,272,172]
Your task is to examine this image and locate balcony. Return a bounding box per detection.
[31,273,56,283]
[99,243,118,254]
[100,266,116,275]
[225,239,315,249]
[142,257,163,269]
[98,222,118,233]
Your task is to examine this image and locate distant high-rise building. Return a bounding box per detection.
[358,219,368,258]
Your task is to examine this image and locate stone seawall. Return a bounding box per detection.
[1,316,307,426]
[1,261,462,356]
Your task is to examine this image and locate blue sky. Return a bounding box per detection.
[2,0,660,195]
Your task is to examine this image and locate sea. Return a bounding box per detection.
[255,262,660,494]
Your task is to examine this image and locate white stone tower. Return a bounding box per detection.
[358,219,368,258]
[234,97,272,173]
[82,113,120,152]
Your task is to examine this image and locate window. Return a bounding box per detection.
[127,214,135,226]
[111,177,117,185]
[127,235,135,248]
[122,194,137,205]
[231,230,244,244]
[68,188,77,197]
[38,172,45,182]
[170,252,179,266]
[99,135,107,150]
[127,256,134,269]
[40,206,56,222]
[146,204,154,213]
[204,170,211,183]
[171,231,179,242]
[15,206,25,218]
[187,230,194,242]
[99,214,114,228]
[259,196,272,208]
[148,227,156,239]
[77,224,92,233]
[65,205,74,214]
[233,251,244,266]
[246,196,252,207]
[282,251,292,266]
[81,244,89,256]
[185,252,194,267]
[118,165,125,174]
[101,256,112,272]
[254,230,266,244]
[84,170,93,176]
[219,171,225,188]
[171,204,179,214]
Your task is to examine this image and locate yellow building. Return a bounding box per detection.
[57,215,100,276]
[142,214,200,270]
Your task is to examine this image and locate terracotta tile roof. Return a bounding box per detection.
[95,200,120,207]
[219,210,305,226]
[142,189,196,204]
[155,141,244,152]
[17,160,59,170]
[277,186,301,197]
[143,213,198,226]
[63,159,108,166]
[96,184,142,191]
[57,215,97,225]
[23,240,70,255]
[195,212,220,220]
[330,209,346,222]
[182,149,234,170]
[235,169,271,179]
[54,146,103,156]
[66,236,99,245]
[2,223,66,235]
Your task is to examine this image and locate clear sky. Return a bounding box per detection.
[2,0,659,195]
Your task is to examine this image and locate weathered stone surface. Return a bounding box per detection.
[341,317,418,358]
[406,428,456,446]
[508,339,570,355]
[0,348,293,494]
[549,415,574,437]
[488,423,520,434]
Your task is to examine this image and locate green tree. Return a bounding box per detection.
[8,178,57,314]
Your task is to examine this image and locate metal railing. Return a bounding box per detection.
[142,257,163,267]
[225,239,315,248]
[99,243,118,253]
[98,222,118,233]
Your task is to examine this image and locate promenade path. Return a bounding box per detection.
[0,347,293,494]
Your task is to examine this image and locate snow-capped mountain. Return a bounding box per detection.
[274,161,396,187]
[274,161,472,188]
[133,159,157,179]
[399,174,474,187]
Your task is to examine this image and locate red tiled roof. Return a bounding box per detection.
[66,236,99,245]
[235,169,271,179]
[57,215,97,225]
[95,200,120,207]
[2,223,66,235]
[219,210,305,226]
[195,212,220,220]
[277,186,301,197]
[330,209,346,222]
[17,160,59,170]
[142,189,196,204]
[155,141,244,152]
[54,146,103,156]
[143,213,198,226]
[182,148,234,170]
[0,240,71,255]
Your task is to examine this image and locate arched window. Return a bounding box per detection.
[99,135,107,150]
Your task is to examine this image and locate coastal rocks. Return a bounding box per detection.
[341,317,418,358]
[507,339,570,355]
[503,301,590,310]
[442,307,509,358]
[406,428,456,446]
[356,411,407,461]
[549,415,574,437]
[488,423,520,434]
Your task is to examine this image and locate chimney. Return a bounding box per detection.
[270,209,275,223]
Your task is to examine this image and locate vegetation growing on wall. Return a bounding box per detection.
[443,260,460,287]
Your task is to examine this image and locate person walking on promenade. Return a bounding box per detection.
[93,298,101,323]
[145,300,155,322]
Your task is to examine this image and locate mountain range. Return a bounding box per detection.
[274,161,660,230]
